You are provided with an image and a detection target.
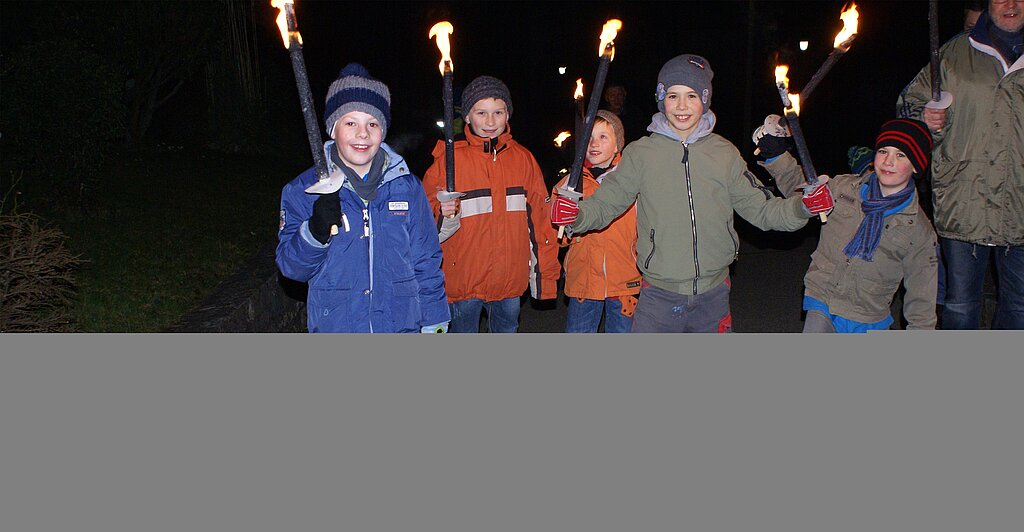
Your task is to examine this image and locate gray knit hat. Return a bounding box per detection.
[654,54,714,113]
[595,110,626,152]
[460,75,513,119]
[323,63,391,139]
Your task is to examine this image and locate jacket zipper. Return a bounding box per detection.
[682,143,700,295]
[363,205,374,333]
[644,228,656,269]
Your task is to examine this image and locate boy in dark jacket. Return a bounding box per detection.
[276,63,450,333]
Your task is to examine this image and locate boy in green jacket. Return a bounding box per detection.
[550,54,833,333]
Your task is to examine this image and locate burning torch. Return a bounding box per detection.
[925,0,953,110]
[556,19,622,239]
[775,65,827,223]
[271,0,343,235]
[799,3,859,104]
[429,21,465,216]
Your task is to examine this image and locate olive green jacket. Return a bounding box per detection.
[572,112,811,296]
[763,153,938,328]
[896,26,1024,246]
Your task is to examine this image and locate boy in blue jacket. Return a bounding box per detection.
[276,63,450,333]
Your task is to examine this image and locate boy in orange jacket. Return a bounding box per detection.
[422,76,560,332]
[552,111,641,332]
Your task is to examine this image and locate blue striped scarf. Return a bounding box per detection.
[843,173,915,262]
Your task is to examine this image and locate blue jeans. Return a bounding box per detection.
[941,239,1024,330]
[565,297,633,333]
[449,297,521,333]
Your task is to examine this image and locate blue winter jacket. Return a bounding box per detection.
[276,142,450,333]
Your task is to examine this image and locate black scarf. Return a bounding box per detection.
[331,148,386,202]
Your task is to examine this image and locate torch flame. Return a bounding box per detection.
[574,79,584,100]
[554,131,571,147]
[271,0,302,48]
[833,3,859,49]
[429,21,455,75]
[790,93,801,115]
[598,19,622,59]
[774,65,790,89]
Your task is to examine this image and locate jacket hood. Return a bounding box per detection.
[647,110,717,144]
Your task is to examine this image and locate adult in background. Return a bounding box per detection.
[600,83,649,144]
[896,0,1023,329]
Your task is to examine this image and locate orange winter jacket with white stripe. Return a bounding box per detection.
[423,125,560,303]
[553,156,642,301]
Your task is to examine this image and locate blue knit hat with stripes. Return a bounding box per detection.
[323,63,391,139]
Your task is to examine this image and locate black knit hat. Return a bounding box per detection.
[460,75,513,119]
[323,63,392,139]
[875,119,933,175]
[655,54,714,112]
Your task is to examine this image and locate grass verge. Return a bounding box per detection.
[12,145,302,332]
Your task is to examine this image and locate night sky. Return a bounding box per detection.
[259,0,965,178]
[3,0,971,180]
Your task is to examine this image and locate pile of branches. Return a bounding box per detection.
[1,213,84,332]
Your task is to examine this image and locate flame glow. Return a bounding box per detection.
[554,131,572,147]
[790,93,801,115]
[271,0,301,48]
[574,79,584,100]
[774,65,790,89]
[598,19,622,59]
[428,21,454,75]
[833,3,859,49]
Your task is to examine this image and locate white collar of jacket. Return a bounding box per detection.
[321,141,411,189]
[968,13,1024,76]
[647,110,717,144]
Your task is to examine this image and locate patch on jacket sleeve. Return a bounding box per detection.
[279,210,286,231]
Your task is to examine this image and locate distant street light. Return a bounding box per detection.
[558,66,567,75]
[799,41,809,51]
[436,120,444,128]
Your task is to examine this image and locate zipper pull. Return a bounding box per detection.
[362,208,370,238]
[681,143,689,164]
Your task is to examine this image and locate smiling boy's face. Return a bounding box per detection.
[332,111,382,175]
[662,84,703,139]
[874,146,915,196]
[466,98,508,138]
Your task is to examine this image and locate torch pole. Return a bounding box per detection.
[442,61,456,193]
[929,0,941,102]
[574,96,584,139]
[776,84,827,223]
[567,48,612,194]
[284,3,329,181]
[799,45,849,104]
[557,45,612,238]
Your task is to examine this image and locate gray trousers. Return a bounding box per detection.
[630,281,733,333]
[802,309,837,333]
